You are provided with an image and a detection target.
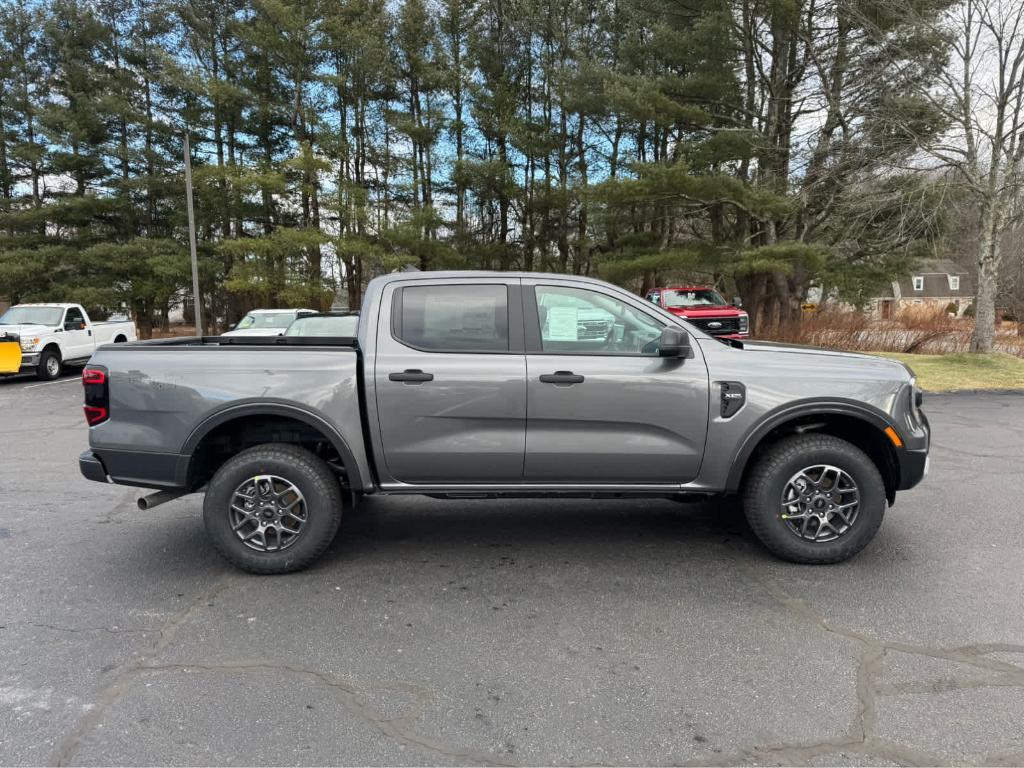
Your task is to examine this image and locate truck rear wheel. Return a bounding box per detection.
[36,349,62,381]
[742,434,885,564]
[203,443,343,574]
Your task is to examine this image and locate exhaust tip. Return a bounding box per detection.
[136,489,186,511]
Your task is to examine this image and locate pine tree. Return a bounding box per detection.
[0,0,962,327]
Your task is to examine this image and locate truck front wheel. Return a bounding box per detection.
[203,443,343,574]
[742,434,886,564]
[36,349,62,381]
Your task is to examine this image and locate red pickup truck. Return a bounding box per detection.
[644,286,749,339]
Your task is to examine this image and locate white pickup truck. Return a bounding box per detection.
[0,303,138,380]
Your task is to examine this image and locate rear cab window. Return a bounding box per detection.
[393,284,510,353]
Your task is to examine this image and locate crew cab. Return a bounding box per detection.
[78,272,929,574]
[0,303,137,380]
[645,286,750,339]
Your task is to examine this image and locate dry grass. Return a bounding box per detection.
[150,326,199,339]
[760,307,1024,391]
[873,352,1024,392]
[764,307,1024,357]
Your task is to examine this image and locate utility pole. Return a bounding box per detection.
[184,130,203,336]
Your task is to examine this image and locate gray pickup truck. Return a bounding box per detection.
[79,271,930,573]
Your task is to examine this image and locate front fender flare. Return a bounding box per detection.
[724,398,897,494]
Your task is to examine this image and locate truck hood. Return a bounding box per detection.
[221,328,286,337]
[0,324,53,338]
[667,306,744,318]
[739,339,912,377]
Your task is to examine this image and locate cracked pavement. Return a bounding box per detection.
[1,372,1022,766]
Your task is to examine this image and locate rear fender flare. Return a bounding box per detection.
[180,401,365,490]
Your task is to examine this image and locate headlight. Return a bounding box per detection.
[909,376,923,410]
[19,337,40,351]
[738,314,749,333]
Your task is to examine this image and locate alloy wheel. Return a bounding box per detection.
[780,464,860,543]
[229,475,308,552]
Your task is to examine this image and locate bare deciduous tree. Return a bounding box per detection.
[907,0,1024,351]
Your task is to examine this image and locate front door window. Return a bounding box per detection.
[535,285,663,355]
[65,307,84,330]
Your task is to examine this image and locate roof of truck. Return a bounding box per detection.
[371,271,621,286]
[13,303,80,309]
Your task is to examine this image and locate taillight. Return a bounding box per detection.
[83,405,108,426]
[83,365,109,426]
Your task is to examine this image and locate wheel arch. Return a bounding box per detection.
[726,400,901,504]
[41,341,62,358]
[181,403,364,492]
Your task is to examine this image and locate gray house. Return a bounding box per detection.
[874,260,974,318]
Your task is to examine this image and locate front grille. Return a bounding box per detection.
[688,317,740,335]
[577,319,610,339]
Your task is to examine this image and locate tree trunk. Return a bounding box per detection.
[970,200,1002,352]
[575,112,588,275]
[135,305,154,340]
[0,92,10,203]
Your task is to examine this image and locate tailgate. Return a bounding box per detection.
[0,333,20,374]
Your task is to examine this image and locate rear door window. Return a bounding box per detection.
[395,285,509,352]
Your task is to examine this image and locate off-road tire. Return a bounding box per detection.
[203,443,343,574]
[36,349,62,381]
[742,434,886,564]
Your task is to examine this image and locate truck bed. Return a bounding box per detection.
[85,337,369,491]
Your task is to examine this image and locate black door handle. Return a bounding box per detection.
[389,369,434,383]
[539,371,584,384]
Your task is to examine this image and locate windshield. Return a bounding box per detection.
[235,312,295,330]
[285,315,359,337]
[0,306,64,326]
[662,289,727,308]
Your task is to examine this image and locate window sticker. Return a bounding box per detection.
[546,306,579,341]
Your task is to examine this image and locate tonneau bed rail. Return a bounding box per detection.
[119,335,359,348]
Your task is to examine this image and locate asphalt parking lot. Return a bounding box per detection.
[1,371,1022,767]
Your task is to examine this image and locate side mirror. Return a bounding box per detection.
[658,326,691,358]
[732,296,743,308]
[64,321,77,331]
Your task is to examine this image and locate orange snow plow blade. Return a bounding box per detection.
[0,336,21,374]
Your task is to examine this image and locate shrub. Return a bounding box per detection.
[760,305,1024,358]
